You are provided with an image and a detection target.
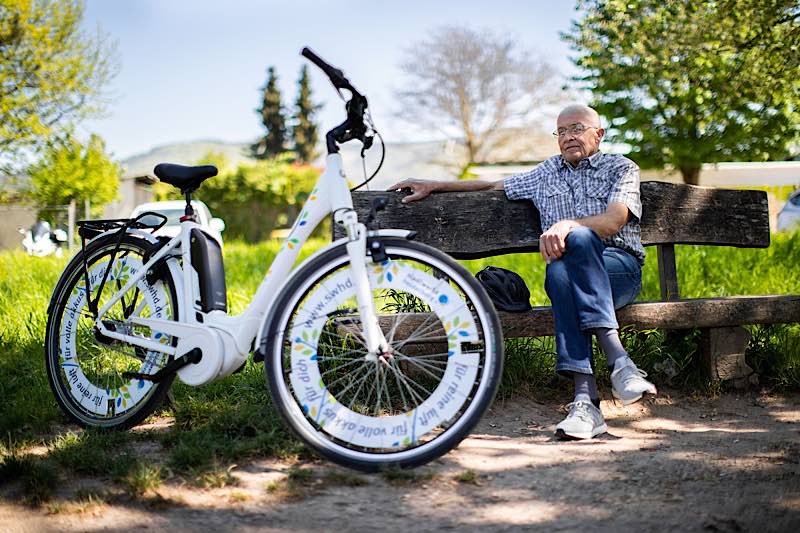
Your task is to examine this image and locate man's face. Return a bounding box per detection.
[556,112,604,166]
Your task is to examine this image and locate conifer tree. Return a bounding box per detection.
[291,65,322,164]
[251,67,287,159]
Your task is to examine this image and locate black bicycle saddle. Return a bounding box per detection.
[153,163,218,193]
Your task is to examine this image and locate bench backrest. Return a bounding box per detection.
[338,181,770,300]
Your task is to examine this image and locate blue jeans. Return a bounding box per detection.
[544,226,642,376]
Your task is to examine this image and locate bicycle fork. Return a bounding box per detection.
[336,209,392,362]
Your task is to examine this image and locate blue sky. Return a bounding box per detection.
[80,1,582,160]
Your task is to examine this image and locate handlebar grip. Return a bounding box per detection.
[301,47,348,88]
[301,47,331,71]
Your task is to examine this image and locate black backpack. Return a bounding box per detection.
[476,266,532,313]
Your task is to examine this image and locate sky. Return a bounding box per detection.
[79,1,583,161]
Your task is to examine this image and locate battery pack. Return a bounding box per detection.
[190,228,227,312]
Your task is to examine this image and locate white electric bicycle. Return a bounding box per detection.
[45,48,503,471]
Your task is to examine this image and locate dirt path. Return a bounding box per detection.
[2,391,799,532]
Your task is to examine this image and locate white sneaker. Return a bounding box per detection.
[554,401,607,440]
[611,362,657,405]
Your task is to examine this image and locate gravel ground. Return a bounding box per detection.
[2,391,799,532]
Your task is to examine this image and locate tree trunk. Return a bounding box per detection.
[680,165,701,185]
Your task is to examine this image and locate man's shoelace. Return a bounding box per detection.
[564,401,596,423]
[618,365,648,385]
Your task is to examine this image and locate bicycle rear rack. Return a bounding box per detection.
[76,212,168,241]
[75,212,169,319]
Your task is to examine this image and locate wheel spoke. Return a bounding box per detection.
[393,355,445,382]
[47,238,176,426]
[266,243,499,465]
[395,354,447,375]
[318,356,366,379]
[385,361,431,405]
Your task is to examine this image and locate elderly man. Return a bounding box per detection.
[388,104,656,440]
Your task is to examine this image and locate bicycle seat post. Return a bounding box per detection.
[182,190,196,222]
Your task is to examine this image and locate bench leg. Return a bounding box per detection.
[700,326,758,388]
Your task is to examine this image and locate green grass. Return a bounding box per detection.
[0,252,65,433]
[49,430,136,478]
[379,466,437,485]
[122,461,163,497]
[454,469,481,485]
[1,231,799,494]
[164,360,305,475]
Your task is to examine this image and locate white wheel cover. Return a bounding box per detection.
[58,256,170,416]
[288,259,480,449]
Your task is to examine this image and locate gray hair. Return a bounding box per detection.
[557,104,602,127]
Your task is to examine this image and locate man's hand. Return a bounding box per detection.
[387,179,440,203]
[540,220,580,263]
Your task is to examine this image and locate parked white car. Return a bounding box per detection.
[776,188,800,232]
[130,200,225,246]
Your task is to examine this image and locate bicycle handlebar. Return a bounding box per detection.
[301,47,371,154]
[301,47,362,98]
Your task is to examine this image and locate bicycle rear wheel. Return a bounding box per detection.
[44,233,178,429]
[262,238,502,471]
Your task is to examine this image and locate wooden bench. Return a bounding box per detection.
[338,181,800,386]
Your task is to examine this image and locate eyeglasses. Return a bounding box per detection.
[553,123,599,138]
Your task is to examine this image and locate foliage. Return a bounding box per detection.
[747,324,800,389]
[27,133,120,216]
[251,66,288,160]
[291,65,322,164]
[395,26,564,172]
[0,0,117,171]
[152,151,321,241]
[197,155,320,242]
[565,0,800,184]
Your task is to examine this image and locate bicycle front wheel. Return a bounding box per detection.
[262,238,503,471]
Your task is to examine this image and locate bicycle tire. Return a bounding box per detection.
[44,232,179,430]
[262,238,503,471]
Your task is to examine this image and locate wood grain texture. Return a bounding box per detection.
[497,295,800,337]
[330,181,794,339]
[336,182,770,259]
[359,296,800,339]
[657,244,680,300]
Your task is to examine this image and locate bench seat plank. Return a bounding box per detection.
[366,296,800,341]
[498,295,800,337]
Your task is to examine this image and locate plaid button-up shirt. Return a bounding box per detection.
[504,151,645,263]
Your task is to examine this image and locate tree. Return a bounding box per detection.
[395,26,564,172]
[251,67,287,159]
[0,0,117,171]
[566,0,800,184]
[291,65,322,164]
[28,133,120,216]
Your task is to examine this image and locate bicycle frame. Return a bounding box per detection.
[92,153,396,385]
